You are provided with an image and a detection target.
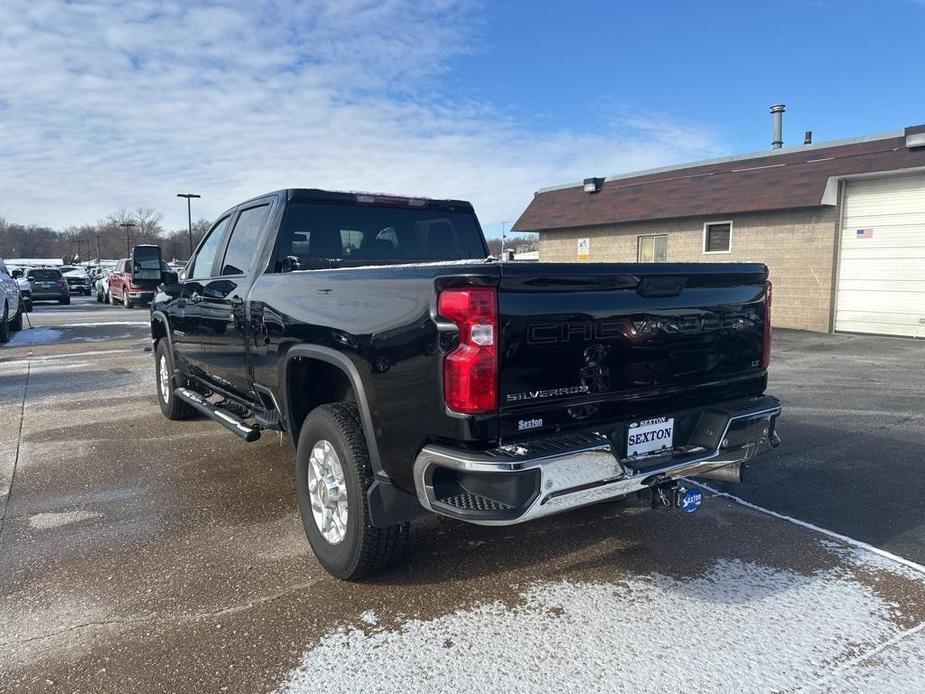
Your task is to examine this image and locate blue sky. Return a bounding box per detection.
[459,1,925,155]
[0,1,922,235]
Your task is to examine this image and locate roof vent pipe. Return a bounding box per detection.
[770,104,785,149]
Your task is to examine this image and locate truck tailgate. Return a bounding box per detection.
[497,262,770,435]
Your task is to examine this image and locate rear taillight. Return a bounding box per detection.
[760,281,772,369]
[438,287,498,414]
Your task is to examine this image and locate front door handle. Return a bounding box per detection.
[229,295,244,307]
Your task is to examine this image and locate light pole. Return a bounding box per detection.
[177,193,201,257]
[120,222,136,257]
[96,234,101,264]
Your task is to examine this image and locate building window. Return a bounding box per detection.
[637,234,667,262]
[703,222,732,253]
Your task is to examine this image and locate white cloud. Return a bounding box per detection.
[0,0,726,231]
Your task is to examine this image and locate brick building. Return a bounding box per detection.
[513,125,925,336]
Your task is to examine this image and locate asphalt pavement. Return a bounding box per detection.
[1,297,923,693]
[724,329,925,563]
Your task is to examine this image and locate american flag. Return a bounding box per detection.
[856,228,873,239]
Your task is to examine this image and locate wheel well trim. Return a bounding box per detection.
[151,310,173,353]
[280,344,387,480]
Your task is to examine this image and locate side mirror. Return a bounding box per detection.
[26,275,35,282]
[131,244,163,285]
[11,269,22,278]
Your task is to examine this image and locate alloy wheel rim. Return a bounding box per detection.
[158,354,171,403]
[307,439,349,544]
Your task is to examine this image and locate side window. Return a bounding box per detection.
[189,216,231,279]
[220,204,270,276]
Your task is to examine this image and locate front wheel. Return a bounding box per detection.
[154,340,194,420]
[123,292,134,309]
[296,403,408,580]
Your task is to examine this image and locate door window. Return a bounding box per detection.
[219,204,270,276]
[637,235,668,262]
[188,216,231,279]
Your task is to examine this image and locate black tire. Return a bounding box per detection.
[0,303,9,343]
[10,301,23,332]
[123,292,134,309]
[296,403,408,580]
[154,339,195,420]
[59,295,70,305]
[96,290,103,303]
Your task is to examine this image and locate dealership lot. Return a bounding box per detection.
[1,298,923,693]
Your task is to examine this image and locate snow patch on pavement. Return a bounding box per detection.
[278,559,925,694]
[7,328,63,345]
[28,509,103,530]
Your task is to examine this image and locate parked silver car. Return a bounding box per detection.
[0,258,25,342]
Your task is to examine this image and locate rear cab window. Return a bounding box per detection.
[271,201,486,270]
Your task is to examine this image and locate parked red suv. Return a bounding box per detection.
[108,258,156,308]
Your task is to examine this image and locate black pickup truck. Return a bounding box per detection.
[146,188,781,580]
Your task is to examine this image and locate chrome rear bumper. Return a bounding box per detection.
[413,395,781,526]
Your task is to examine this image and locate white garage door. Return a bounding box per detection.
[835,173,925,337]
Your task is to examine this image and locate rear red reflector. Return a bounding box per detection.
[438,287,498,414]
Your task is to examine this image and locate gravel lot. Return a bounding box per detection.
[1,298,923,693]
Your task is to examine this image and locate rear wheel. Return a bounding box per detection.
[123,292,134,309]
[154,340,195,420]
[0,303,9,343]
[10,301,23,332]
[296,403,408,580]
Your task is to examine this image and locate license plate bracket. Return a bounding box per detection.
[626,416,674,458]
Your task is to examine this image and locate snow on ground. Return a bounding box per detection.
[7,328,63,346]
[278,554,925,694]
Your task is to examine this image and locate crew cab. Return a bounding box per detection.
[109,258,156,308]
[147,189,781,580]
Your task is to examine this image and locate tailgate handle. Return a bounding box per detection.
[638,276,687,298]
